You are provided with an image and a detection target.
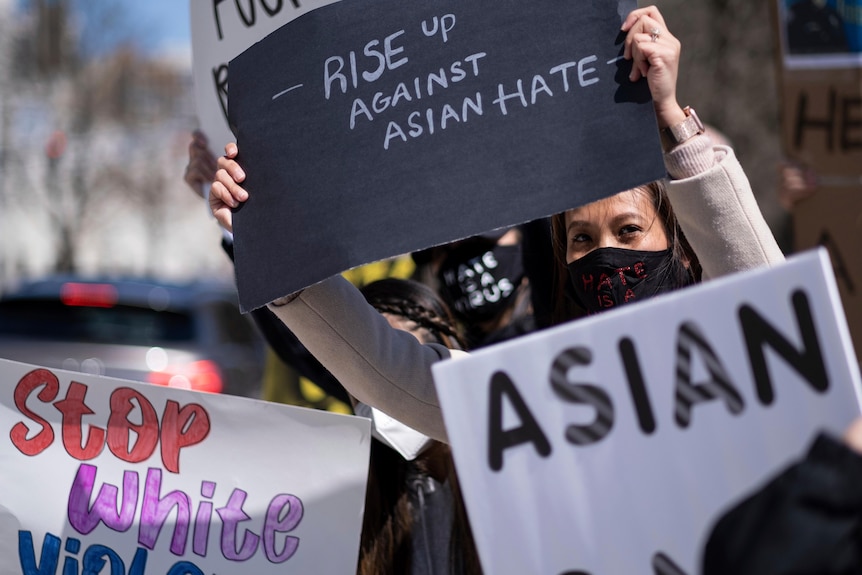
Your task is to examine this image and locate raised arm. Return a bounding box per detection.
[623,6,784,278]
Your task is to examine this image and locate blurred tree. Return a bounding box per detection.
[2,0,194,276]
[33,0,75,76]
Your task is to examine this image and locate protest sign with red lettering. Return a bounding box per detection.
[0,359,370,574]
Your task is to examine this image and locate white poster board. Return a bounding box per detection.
[190,0,341,150]
[0,359,370,574]
[433,248,862,574]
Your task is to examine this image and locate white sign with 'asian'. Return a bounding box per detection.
[433,248,862,574]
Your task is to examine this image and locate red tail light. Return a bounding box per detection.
[148,360,224,394]
[61,283,118,308]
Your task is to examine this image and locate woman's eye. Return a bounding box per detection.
[571,233,591,244]
[619,225,641,237]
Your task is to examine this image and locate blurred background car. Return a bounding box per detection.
[0,276,267,398]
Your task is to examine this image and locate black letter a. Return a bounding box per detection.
[674,322,744,428]
[488,371,551,472]
[739,289,828,405]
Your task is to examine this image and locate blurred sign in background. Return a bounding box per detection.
[771,0,862,358]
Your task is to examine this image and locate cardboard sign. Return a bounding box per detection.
[771,1,862,364]
[777,68,862,174]
[772,0,862,174]
[0,359,370,574]
[227,0,665,311]
[793,185,862,359]
[190,0,340,150]
[433,249,862,574]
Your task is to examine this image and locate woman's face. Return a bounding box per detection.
[563,188,670,264]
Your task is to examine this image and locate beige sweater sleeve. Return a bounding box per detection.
[664,136,785,280]
[269,275,452,442]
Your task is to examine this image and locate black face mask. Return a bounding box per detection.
[437,243,524,323]
[566,247,692,315]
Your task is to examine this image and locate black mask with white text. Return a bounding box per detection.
[566,247,692,315]
[438,243,524,324]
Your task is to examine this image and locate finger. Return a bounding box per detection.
[209,178,230,208]
[627,32,653,81]
[186,164,212,187]
[204,149,218,171]
[189,132,210,153]
[191,130,209,147]
[209,181,237,233]
[212,202,234,233]
[216,213,233,234]
[635,15,666,44]
[623,15,639,60]
[224,142,238,158]
[203,159,218,181]
[217,154,246,184]
[190,154,218,182]
[628,28,679,82]
[621,5,667,32]
[624,12,668,60]
[214,167,249,205]
[190,142,219,175]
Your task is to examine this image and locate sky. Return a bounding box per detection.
[127,0,191,56]
[13,0,193,64]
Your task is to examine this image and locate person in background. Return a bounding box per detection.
[355,278,481,575]
[410,227,535,348]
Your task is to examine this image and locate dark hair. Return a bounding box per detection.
[357,278,481,575]
[360,278,467,351]
[549,181,702,324]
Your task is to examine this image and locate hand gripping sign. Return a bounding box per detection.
[433,248,862,574]
[225,0,665,311]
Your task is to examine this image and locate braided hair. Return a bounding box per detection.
[360,278,467,351]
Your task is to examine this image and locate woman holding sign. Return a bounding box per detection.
[210,6,784,442]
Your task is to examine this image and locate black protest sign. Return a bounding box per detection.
[228,0,665,311]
